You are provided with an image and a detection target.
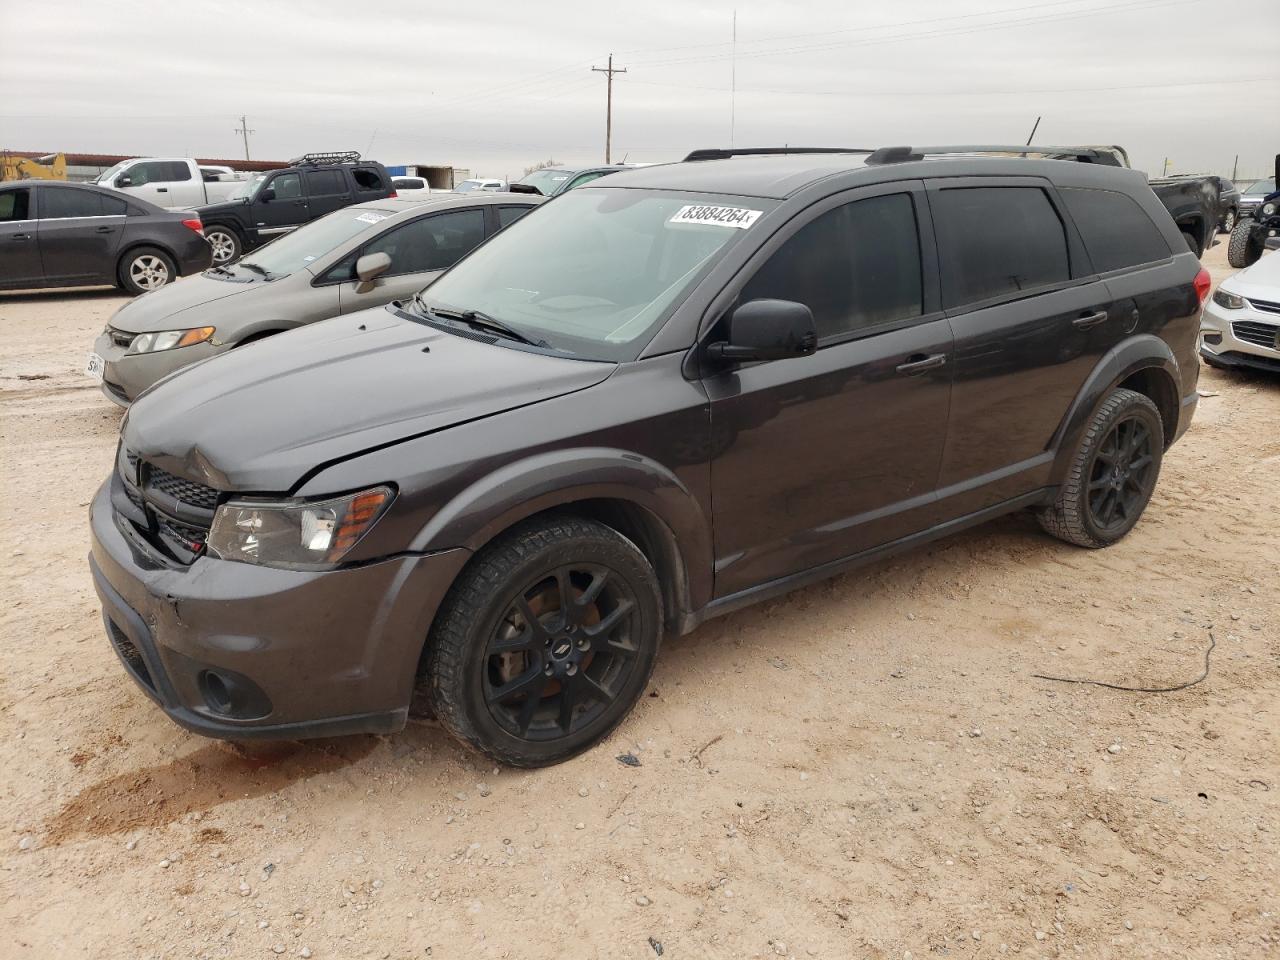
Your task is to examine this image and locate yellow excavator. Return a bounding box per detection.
[1,152,68,181]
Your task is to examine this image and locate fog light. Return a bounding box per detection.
[1201,332,1223,345]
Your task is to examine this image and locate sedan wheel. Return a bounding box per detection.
[129,254,170,291]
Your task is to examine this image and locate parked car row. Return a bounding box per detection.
[86,144,1214,768]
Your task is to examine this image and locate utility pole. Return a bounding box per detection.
[591,54,627,164]
[234,116,255,161]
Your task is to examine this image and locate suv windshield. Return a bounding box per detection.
[417,188,775,361]
[514,169,575,196]
[1243,178,1275,197]
[231,206,395,279]
[224,173,267,201]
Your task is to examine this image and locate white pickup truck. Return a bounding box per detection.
[92,158,248,209]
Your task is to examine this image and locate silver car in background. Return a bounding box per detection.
[88,193,542,404]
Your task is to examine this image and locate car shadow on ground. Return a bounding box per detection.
[1,286,123,304]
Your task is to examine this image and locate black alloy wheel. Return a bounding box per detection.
[426,516,662,767]
[485,563,642,741]
[1085,414,1157,536]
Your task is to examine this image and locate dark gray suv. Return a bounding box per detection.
[90,145,1208,766]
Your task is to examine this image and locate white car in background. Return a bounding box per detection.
[390,176,435,199]
[453,178,506,193]
[1200,250,1280,374]
[92,157,247,208]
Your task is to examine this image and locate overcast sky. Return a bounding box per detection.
[2,0,1276,180]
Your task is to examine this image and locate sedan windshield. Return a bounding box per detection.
[513,169,575,197]
[230,206,395,279]
[1244,179,1275,197]
[417,188,774,361]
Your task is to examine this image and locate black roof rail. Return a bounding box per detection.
[684,147,871,162]
[865,145,1125,166]
[288,151,363,166]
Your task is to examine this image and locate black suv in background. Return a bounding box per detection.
[91,145,1207,767]
[196,152,394,265]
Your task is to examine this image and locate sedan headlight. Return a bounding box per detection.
[207,486,393,568]
[127,326,216,354]
[1263,202,1277,217]
[1212,289,1244,310]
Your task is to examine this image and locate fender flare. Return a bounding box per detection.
[1047,334,1180,485]
[408,447,714,618]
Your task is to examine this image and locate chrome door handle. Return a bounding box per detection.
[1073,310,1108,329]
[896,353,947,375]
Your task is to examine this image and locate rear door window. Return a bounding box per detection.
[1059,187,1171,273]
[740,192,924,340]
[39,188,106,219]
[305,169,347,196]
[160,161,192,182]
[0,189,31,221]
[363,208,487,275]
[931,186,1069,309]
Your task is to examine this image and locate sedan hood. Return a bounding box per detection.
[124,307,615,491]
[111,273,258,333]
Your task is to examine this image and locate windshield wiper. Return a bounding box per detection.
[237,261,274,280]
[206,264,235,277]
[419,301,548,347]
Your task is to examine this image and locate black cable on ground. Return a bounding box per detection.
[1032,631,1216,693]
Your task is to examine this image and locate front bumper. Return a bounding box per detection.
[89,480,471,739]
[1199,296,1280,373]
[92,330,225,406]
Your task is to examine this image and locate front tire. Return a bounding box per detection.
[1227,219,1263,268]
[1181,231,1201,258]
[204,225,242,265]
[1038,388,1163,549]
[117,247,177,295]
[425,516,663,767]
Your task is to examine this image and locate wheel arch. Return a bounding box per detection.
[408,449,714,634]
[116,239,181,279]
[1049,335,1181,485]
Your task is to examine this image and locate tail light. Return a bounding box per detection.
[182,218,205,237]
[1193,267,1211,306]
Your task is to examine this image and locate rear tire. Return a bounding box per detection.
[1038,388,1163,549]
[117,247,176,296]
[1220,207,1236,234]
[425,516,663,768]
[205,225,242,265]
[1227,219,1262,268]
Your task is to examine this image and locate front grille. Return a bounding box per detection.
[107,619,154,692]
[109,328,135,349]
[1232,320,1280,350]
[116,449,222,563]
[148,465,220,510]
[1248,297,1280,316]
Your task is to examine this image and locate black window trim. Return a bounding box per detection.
[696,179,945,352]
[922,174,1096,319]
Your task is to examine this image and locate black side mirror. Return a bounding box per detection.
[706,299,817,363]
[259,187,275,202]
[116,175,133,188]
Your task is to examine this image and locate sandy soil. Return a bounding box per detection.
[1,238,1277,960]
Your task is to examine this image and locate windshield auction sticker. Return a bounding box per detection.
[354,212,388,224]
[669,205,762,229]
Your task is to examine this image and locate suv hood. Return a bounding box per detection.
[193,198,247,217]
[110,272,258,333]
[123,307,615,492]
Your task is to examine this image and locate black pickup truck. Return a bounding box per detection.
[194,153,395,265]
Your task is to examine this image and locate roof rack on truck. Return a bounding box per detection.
[288,151,362,166]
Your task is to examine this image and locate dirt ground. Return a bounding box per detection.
[1,237,1277,960]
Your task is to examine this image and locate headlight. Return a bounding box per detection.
[127,326,215,354]
[207,486,393,568]
[1212,289,1244,310]
[1263,202,1277,217]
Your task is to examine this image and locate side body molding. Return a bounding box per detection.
[1048,333,1181,485]
[408,447,715,623]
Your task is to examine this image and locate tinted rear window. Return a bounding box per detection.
[932,186,1069,308]
[1060,187,1170,273]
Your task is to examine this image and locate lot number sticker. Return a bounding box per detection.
[354,212,388,224]
[669,205,762,229]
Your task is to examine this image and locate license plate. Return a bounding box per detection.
[84,352,105,383]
